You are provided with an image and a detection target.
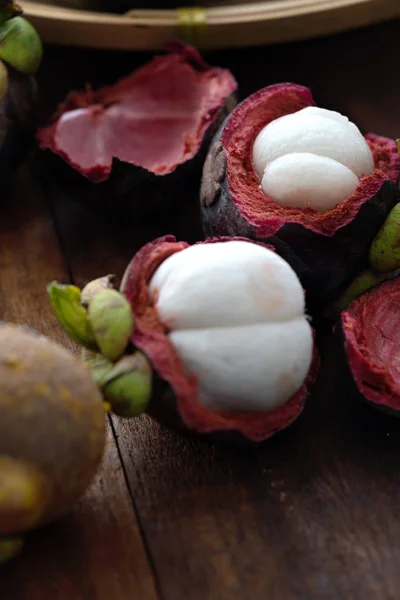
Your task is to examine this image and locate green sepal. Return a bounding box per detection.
[103,353,152,418]
[369,203,400,274]
[0,16,43,74]
[47,282,98,350]
[87,289,133,362]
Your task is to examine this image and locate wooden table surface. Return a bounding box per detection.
[2,18,400,600]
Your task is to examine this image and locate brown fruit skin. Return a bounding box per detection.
[0,323,106,535]
[38,94,237,221]
[200,124,399,315]
[0,67,38,183]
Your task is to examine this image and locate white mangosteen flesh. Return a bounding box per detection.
[252,106,374,211]
[261,153,360,212]
[149,240,313,413]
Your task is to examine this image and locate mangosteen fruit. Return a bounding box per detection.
[341,274,400,416]
[0,322,106,564]
[0,2,42,182]
[48,236,319,445]
[200,83,400,314]
[37,42,237,218]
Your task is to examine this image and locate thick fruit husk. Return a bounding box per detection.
[341,276,400,414]
[120,235,319,444]
[0,323,106,533]
[36,42,237,218]
[200,83,400,313]
[0,67,38,183]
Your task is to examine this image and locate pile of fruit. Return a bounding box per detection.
[2,1,400,566]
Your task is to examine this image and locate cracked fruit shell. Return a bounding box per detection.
[37,43,237,218]
[341,275,400,416]
[200,83,400,313]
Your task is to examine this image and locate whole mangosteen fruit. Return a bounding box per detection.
[0,322,106,565]
[340,275,400,416]
[0,1,42,182]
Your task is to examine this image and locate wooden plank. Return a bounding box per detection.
[43,21,400,599]
[0,160,159,600]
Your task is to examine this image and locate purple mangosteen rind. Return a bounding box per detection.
[38,92,237,220]
[200,83,400,314]
[340,276,400,416]
[0,67,38,185]
[37,44,238,219]
[118,234,320,445]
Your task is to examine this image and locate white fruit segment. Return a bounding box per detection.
[252,106,374,211]
[149,240,313,413]
[261,153,360,212]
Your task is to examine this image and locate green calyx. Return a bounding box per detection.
[48,280,133,360]
[48,276,152,418]
[47,282,98,350]
[369,203,400,273]
[324,269,388,321]
[0,15,43,75]
[83,351,152,418]
[324,202,400,320]
[87,289,133,362]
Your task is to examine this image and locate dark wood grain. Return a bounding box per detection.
[3,17,400,600]
[0,160,159,600]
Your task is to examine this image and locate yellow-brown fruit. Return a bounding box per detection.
[0,323,106,536]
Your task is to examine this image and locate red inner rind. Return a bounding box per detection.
[342,277,400,409]
[37,43,237,183]
[222,82,400,237]
[123,235,319,442]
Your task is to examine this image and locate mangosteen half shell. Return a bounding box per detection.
[37,42,237,218]
[200,83,400,314]
[341,275,400,416]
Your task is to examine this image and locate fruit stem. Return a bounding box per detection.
[324,268,388,321]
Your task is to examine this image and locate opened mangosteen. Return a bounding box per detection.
[0,2,42,183]
[37,43,237,218]
[341,274,400,416]
[200,83,400,314]
[320,201,400,416]
[48,235,319,445]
